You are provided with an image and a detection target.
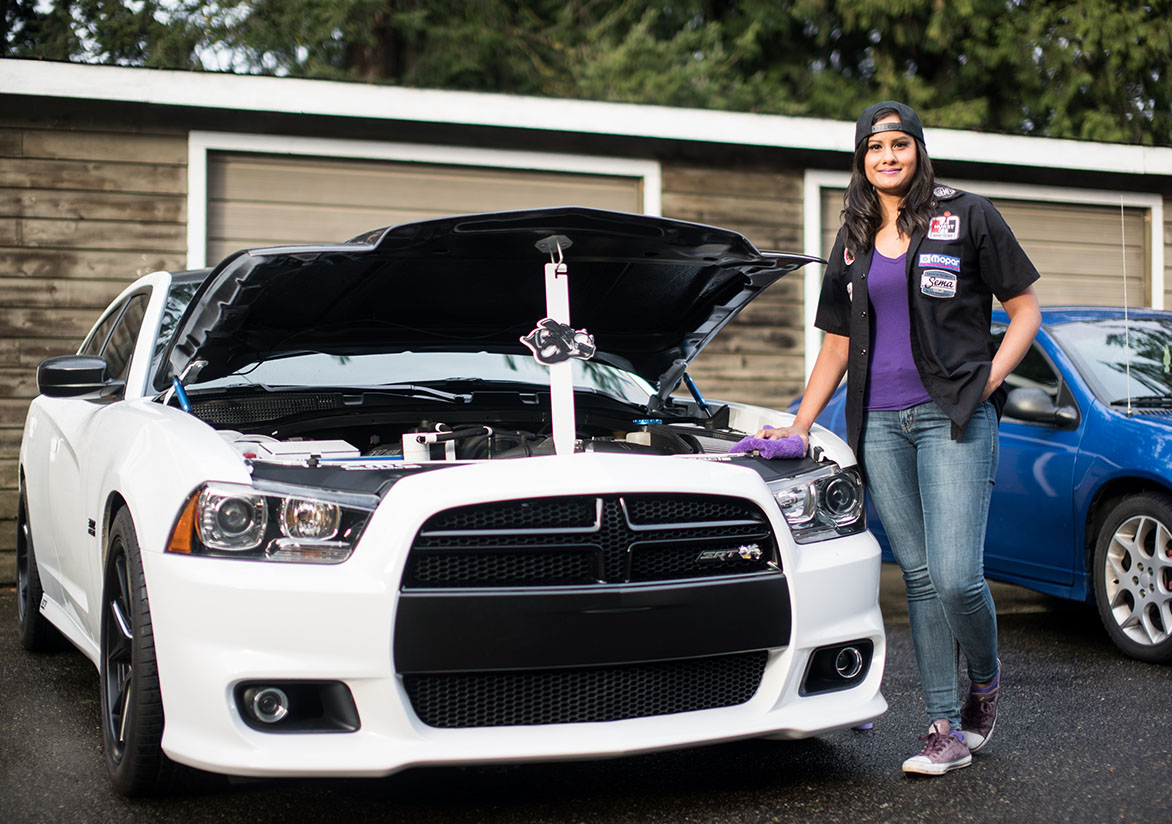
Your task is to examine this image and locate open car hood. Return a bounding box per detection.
[161,207,819,393]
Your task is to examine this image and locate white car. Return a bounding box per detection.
[17,207,886,795]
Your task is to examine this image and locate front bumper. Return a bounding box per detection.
[142,456,886,778]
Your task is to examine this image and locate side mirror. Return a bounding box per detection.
[37,355,115,398]
[1003,386,1078,429]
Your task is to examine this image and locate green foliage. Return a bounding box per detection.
[4,0,1171,145]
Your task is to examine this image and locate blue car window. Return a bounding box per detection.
[1051,318,1172,406]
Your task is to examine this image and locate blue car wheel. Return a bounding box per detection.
[1093,491,1172,663]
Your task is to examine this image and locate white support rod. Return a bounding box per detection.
[545,262,577,455]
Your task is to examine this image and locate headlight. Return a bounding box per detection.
[767,466,865,544]
[167,481,377,563]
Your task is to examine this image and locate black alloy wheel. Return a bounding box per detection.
[99,508,178,795]
[16,487,62,651]
[1093,491,1172,664]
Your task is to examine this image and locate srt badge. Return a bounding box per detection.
[696,544,764,564]
[928,212,960,241]
[521,318,596,365]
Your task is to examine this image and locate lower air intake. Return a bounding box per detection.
[403,651,767,728]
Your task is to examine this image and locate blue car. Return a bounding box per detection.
[803,307,1172,663]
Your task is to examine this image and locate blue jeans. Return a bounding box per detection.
[861,400,999,728]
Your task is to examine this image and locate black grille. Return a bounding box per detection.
[403,651,768,728]
[404,494,776,588]
[408,547,598,587]
[624,494,762,526]
[423,496,597,532]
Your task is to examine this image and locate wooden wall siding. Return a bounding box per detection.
[662,164,807,410]
[0,121,188,583]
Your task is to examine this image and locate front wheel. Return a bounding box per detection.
[100,508,179,795]
[1092,492,1172,663]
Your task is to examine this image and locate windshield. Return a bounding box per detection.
[1050,316,1172,405]
[188,351,655,406]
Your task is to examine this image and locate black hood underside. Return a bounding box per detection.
[161,207,818,391]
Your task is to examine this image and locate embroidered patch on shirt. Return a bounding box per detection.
[844,247,855,266]
[921,270,958,298]
[847,282,853,301]
[933,185,958,199]
[928,212,960,241]
[917,252,961,272]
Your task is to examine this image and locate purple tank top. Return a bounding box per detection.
[864,251,932,411]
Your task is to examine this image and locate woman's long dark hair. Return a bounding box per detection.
[842,109,937,258]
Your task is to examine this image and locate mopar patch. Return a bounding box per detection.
[917,252,960,273]
[928,212,960,241]
[921,270,958,298]
[933,185,959,199]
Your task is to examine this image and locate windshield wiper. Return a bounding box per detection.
[1109,394,1172,408]
[368,384,472,403]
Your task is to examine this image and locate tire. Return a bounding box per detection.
[99,508,187,796]
[16,487,64,651]
[1092,492,1172,664]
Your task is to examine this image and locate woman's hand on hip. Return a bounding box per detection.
[980,376,1001,403]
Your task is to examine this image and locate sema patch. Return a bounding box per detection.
[928,212,960,241]
[921,270,958,298]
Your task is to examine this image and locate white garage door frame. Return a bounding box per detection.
[801,170,1166,379]
[186,130,663,269]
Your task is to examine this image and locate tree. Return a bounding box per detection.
[4,0,1171,145]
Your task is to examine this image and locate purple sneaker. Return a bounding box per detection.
[961,661,1001,752]
[901,720,972,775]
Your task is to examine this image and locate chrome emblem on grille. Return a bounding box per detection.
[696,544,762,563]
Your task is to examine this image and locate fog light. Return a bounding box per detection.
[835,646,864,679]
[800,639,874,696]
[235,681,360,733]
[245,686,290,724]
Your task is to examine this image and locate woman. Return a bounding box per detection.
[760,100,1041,775]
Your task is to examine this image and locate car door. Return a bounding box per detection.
[985,328,1083,588]
[45,291,151,631]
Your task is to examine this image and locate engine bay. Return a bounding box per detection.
[190,388,745,464]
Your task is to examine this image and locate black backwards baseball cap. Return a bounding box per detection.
[854,100,925,148]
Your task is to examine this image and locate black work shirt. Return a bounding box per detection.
[814,186,1040,453]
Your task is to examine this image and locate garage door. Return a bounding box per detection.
[206,152,645,263]
[819,189,1148,306]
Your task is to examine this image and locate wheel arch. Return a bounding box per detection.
[102,491,131,569]
[1084,476,1172,584]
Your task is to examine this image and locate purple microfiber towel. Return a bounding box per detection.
[729,426,806,459]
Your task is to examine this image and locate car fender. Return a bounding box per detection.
[94,400,253,558]
[68,401,251,650]
[723,399,859,469]
[1072,401,1172,583]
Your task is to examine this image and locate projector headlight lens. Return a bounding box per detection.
[169,482,376,563]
